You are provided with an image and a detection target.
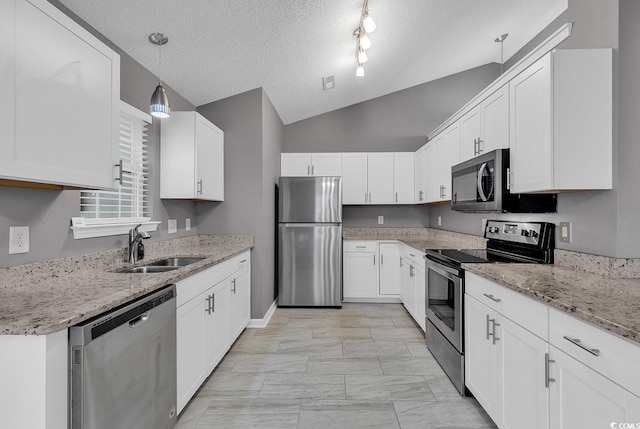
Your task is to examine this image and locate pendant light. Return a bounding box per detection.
[149,32,171,118]
[495,33,508,75]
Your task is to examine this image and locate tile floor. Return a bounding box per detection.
[175,303,497,429]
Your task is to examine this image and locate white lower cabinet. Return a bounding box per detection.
[379,242,401,295]
[176,251,251,414]
[403,246,425,331]
[466,272,640,429]
[343,241,379,300]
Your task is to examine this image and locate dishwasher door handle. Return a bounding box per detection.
[128,311,151,328]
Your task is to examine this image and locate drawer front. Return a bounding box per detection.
[344,240,377,253]
[549,308,640,395]
[404,246,425,269]
[227,251,251,272]
[465,272,548,340]
[177,262,232,308]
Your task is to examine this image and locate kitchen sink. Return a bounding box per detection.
[148,257,206,267]
[122,266,181,274]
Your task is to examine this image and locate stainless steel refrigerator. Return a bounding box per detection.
[278,176,342,307]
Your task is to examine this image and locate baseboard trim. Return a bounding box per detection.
[248,300,277,328]
[343,297,402,304]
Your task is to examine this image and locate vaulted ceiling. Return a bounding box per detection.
[58,0,567,124]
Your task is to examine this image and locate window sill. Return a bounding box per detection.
[70,217,160,239]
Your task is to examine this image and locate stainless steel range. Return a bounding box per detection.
[423,220,555,394]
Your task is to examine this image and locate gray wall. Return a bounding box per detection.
[196,88,284,319]
[0,1,197,267]
[431,0,630,258]
[283,64,501,229]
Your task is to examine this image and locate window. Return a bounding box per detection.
[71,101,159,239]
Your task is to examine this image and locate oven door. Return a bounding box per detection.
[425,258,463,352]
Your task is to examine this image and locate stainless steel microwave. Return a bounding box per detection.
[451,149,557,213]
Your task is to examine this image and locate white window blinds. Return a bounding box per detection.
[80,102,151,220]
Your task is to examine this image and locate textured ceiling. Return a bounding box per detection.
[57,0,567,124]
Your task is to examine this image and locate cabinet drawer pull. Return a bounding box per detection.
[240,259,247,263]
[373,255,376,266]
[197,179,203,195]
[486,314,491,340]
[483,293,502,303]
[563,335,600,356]
[408,253,415,257]
[231,278,237,294]
[205,295,212,314]
[399,256,403,267]
[380,254,384,265]
[545,353,556,388]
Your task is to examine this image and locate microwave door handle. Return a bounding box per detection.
[477,162,489,202]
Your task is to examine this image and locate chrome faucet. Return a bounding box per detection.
[128,224,151,263]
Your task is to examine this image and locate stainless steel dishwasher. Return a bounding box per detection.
[69,284,177,429]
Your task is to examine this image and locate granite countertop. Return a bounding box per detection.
[464,263,640,345]
[0,235,253,336]
[343,227,487,251]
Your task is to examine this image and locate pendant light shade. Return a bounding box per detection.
[150,83,171,118]
[149,32,170,118]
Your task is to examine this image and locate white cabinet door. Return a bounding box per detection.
[434,124,460,201]
[414,263,426,332]
[423,139,438,202]
[204,283,229,374]
[343,251,378,299]
[403,262,417,321]
[393,153,415,204]
[509,54,553,193]
[481,84,509,155]
[459,105,482,163]
[379,242,401,295]
[281,153,311,176]
[311,153,342,176]
[465,295,500,421]
[176,292,206,413]
[499,316,549,429]
[342,153,368,204]
[367,153,394,204]
[196,115,224,200]
[549,346,640,428]
[161,112,224,200]
[228,265,251,342]
[414,145,427,203]
[2,0,119,189]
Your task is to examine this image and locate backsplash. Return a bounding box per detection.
[555,249,640,279]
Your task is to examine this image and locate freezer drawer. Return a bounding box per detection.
[278,224,342,307]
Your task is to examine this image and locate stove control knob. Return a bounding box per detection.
[521,230,530,237]
[529,230,539,238]
[488,226,499,234]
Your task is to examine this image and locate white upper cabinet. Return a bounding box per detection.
[393,153,415,204]
[161,111,224,201]
[431,123,460,202]
[459,85,510,163]
[280,153,342,177]
[342,153,369,204]
[509,49,612,193]
[0,0,120,189]
[414,144,427,203]
[367,153,394,204]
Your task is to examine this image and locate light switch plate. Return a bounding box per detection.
[9,226,29,254]
[185,218,191,232]
[377,216,384,225]
[168,219,177,234]
[559,222,572,243]
[437,216,442,226]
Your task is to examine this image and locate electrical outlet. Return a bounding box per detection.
[168,219,177,234]
[9,226,30,254]
[378,216,384,225]
[185,218,191,232]
[437,216,442,226]
[559,222,572,243]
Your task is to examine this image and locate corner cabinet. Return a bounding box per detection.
[0,0,120,190]
[161,112,224,201]
[509,49,612,193]
[176,251,251,413]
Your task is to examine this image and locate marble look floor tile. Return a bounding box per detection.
[175,397,211,429]
[345,375,436,401]
[393,400,496,429]
[285,316,341,329]
[306,356,383,375]
[379,356,443,376]
[252,326,314,341]
[405,340,432,358]
[342,340,412,357]
[229,334,280,353]
[195,412,300,429]
[340,316,396,328]
[200,371,266,392]
[392,316,420,328]
[424,374,467,401]
[298,400,400,429]
[273,308,318,318]
[312,326,372,340]
[231,353,308,373]
[259,374,346,401]
[276,338,343,356]
[371,327,426,341]
[202,398,302,415]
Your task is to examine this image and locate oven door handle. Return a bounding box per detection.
[424,256,462,278]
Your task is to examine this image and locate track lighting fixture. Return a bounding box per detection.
[353,0,376,77]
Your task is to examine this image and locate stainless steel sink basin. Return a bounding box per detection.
[148,257,206,267]
[123,266,181,274]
